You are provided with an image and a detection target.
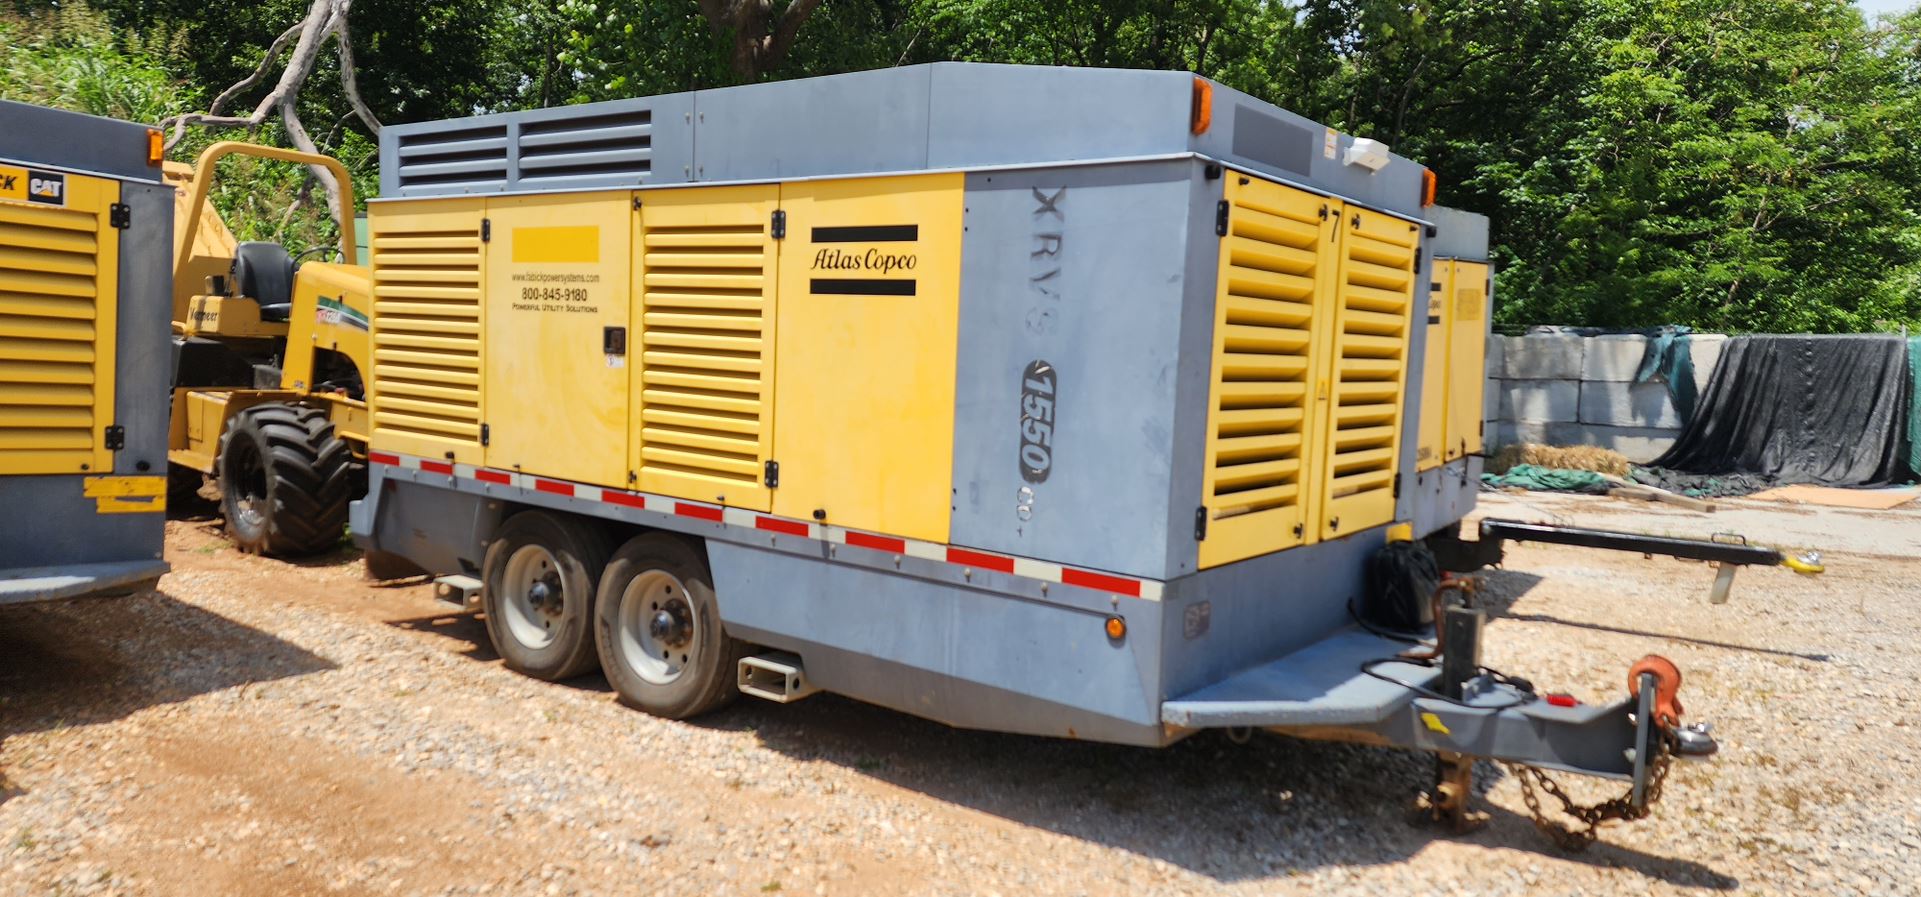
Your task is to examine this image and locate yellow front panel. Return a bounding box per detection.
[1416,261,1455,472]
[631,185,780,510]
[1197,176,1340,569]
[483,193,631,486]
[0,172,119,475]
[1445,261,1490,460]
[1315,207,1419,540]
[369,199,487,464]
[772,175,962,543]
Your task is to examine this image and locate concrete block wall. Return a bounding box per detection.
[1485,332,1727,464]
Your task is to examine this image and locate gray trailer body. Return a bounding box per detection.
[356,65,1651,783]
[0,101,172,604]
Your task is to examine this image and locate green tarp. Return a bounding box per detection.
[1482,464,1612,494]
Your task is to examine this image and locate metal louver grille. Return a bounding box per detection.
[1320,208,1418,537]
[1196,177,1329,568]
[394,124,508,192]
[636,191,776,506]
[370,217,484,460]
[0,199,113,474]
[517,109,652,187]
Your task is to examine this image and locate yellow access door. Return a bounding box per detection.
[1313,206,1419,541]
[630,185,781,510]
[482,192,631,485]
[1196,176,1340,568]
[771,174,963,542]
[1416,261,1454,471]
[1445,261,1490,460]
[0,171,120,475]
[368,198,488,465]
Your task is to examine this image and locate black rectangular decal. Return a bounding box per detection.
[812,225,919,243]
[810,278,916,296]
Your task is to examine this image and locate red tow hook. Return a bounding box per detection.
[1627,655,1684,729]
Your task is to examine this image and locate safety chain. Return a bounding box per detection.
[1504,732,1676,851]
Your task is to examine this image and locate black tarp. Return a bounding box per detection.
[1652,335,1914,486]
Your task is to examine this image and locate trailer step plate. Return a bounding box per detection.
[1161,629,1438,728]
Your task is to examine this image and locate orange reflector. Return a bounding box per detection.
[1190,78,1213,135]
[1105,616,1127,641]
[146,128,164,165]
[1421,168,1438,207]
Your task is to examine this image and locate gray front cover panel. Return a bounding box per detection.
[113,182,174,476]
[949,162,1200,581]
[1411,456,1482,539]
[0,477,165,569]
[1160,527,1383,702]
[0,100,161,183]
[691,66,933,182]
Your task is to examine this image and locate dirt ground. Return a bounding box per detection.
[3,492,1919,896]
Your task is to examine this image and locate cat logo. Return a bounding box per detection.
[0,165,66,207]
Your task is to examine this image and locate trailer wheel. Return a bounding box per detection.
[217,404,357,556]
[595,533,745,719]
[481,512,609,681]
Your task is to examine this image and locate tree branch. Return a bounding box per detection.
[331,0,382,135]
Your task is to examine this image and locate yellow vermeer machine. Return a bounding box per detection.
[351,64,1714,836]
[165,143,373,556]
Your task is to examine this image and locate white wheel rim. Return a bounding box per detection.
[501,544,564,650]
[617,570,698,686]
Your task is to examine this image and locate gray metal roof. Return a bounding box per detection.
[378,63,1430,219]
[0,100,162,184]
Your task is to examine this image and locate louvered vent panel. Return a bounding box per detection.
[370,216,485,462]
[394,124,509,192]
[1196,177,1331,569]
[636,199,775,507]
[1319,208,1419,538]
[517,109,652,187]
[0,200,112,474]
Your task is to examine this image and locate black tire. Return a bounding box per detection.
[594,533,746,719]
[166,463,208,511]
[481,512,610,681]
[217,403,358,556]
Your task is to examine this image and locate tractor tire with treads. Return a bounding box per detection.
[217,403,359,557]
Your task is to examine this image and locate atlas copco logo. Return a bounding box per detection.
[808,247,917,275]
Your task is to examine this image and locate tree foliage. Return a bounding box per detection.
[4,0,1919,332]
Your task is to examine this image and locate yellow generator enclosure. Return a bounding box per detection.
[361,65,1457,589]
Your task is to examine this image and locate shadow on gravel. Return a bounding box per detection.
[690,691,1735,889]
[0,589,336,746]
[1466,567,1545,618]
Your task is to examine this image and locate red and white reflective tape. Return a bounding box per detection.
[369,451,1163,602]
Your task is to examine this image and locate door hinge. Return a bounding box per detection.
[1318,204,1329,221]
[1292,522,1305,538]
[770,210,786,240]
[763,460,780,488]
[1214,200,1229,237]
[103,425,125,450]
[109,203,131,229]
[632,196,644,211]
[1194,506,1209,540]
[1392,472,1402,499]
[479,423,490,446]
[480,218,491,242]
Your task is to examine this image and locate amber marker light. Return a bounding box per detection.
[146,128,164,165]
[1421,168,1438,207]
[1190,78,1213,135]
[1105,616,1127,641]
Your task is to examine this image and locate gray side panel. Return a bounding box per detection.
[691,67,932,182]
[948,162,1192,581]
[1427,206,1490,262]
[0,477,165,569]
[708,540,1167,746]
[1411,456,1482,539]
[924,63,1188,168]
[112,182,173,475]
[1163,168,1225,579]
[1159,528,1383,702]
[1193,83,1425,220]
[0,101,161,183]
[1395,235,1437,522]
[353,477,503,577]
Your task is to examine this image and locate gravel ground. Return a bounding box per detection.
[3,494,1919,897]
